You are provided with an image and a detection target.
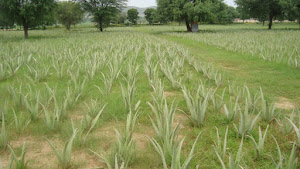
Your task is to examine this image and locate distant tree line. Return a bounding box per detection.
[0,0,299,38]
[235,0,300,29]
[0,0,128,38]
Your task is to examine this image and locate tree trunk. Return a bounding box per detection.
[24,24,29,39]
[262,20,265,26]
[268,15,273,30]
[99,18,103,32]
[67,24,70,31]
[184,16,192,32]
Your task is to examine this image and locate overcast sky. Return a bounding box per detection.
[127,0,236,8]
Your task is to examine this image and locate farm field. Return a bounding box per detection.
[0,24,299,169]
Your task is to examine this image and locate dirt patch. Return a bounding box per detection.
[275,97,295,110]
[163,91,177,98]
[1,136,59,168]
[73,150,104,168]
[133,125,155,150]
[133,133,148,150]
[222,64,239,71]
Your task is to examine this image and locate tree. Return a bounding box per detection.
[236,6,250,22]
[77,0,127,32]
[226,6,240,23]
[235,0,286,29]
[127,9,139,25]
[156,0,227,32]
[0,0,57,38]
[144,8,156,25]
[117,12,127,24]
[56,1,84,30]
[286,0,300,28]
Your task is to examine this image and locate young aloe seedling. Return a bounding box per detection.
[8,143,28,169]
[46,129,78,169]
[246,125,269,159]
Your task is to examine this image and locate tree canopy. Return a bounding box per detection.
[235,0,286,29]
[0,0,56,38]
[127,9,139,25]
[156,0,234,32]
[77,0,127,31]
[57,1,84,30]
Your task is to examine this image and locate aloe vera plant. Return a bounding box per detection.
[81,104,106,144]
[276,110,296,135]
[150,79,164,111]
[270,136,283,169]
[148,99,179,161]
[26,64,50,82]
[182,85,210,127]
[260,88,279,123]
[96,102,139,168]
[214,71,224,87]
[64,86,82,110]
[41,104,59,131]
[120,80,136,112]
[243,85,260,112]
[223,96,241,122]
[160,63,182,89]
[84,99,103,117]
[0,63,12,81]
[233,99,260,137]
[24,91,40,121]
[215,137,244,169]
[144,61,158,85]
[8,85,25,109]
[213,127,228,160]
[112,108,139,167]
[287,114,300,146]
[246,125,269,159]
[148,131,202,169]
[96,72,114,95]
[12,109,31,135]
[271,135,298,169]
[286,143,298,169]
[90,152,125,169]
[211,88,226,112]
[51,59,65,79]
[7,143,28,169]
[46,129,78,169]
[0,111,8,150]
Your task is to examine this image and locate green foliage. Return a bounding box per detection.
[46,129,78,169]
[0,0,57,38]
[127,9,139,25]
[144,8,157,24]
[213,127,228,161]
[235,0,286,29]
[260,88,279,123]
[78,0,127,31]
[156,0,234,31]
[215,137,245,169]
[182,85,210,128]
[148,131,202,169]
[12,109,31,135]
[0,111,8,150]
[56,1,84,30]
[148,99,179,162]
[8,143,28,169]
[233,99,260,137]
[246,125,269,159]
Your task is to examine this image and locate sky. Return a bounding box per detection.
[127,0,236,8]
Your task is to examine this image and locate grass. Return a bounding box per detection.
[0,24,299,168]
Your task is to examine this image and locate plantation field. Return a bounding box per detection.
[0,24,299,169]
